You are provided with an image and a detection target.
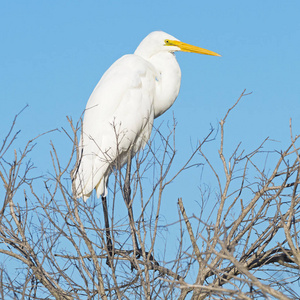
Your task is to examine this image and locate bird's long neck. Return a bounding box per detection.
[149,52,181,118]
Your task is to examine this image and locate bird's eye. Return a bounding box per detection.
[165,39,170,45]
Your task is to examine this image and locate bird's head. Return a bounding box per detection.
[134,31,221,59]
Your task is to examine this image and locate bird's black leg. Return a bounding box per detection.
[101,196,113,266]
[123,150,159,268]
[124,150,139,253]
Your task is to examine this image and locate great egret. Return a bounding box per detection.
[73,31,220,262]
[74,31,220,200]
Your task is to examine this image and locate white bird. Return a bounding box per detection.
[73,31,220,201]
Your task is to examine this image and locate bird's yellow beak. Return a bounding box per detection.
[165,39,221,57]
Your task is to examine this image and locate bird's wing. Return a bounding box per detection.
[74,54,156,199]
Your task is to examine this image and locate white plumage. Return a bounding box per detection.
[73,31,220,200]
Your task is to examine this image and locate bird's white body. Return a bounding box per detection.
[73,31,219,200]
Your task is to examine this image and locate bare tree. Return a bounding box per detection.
[0,91,299,299]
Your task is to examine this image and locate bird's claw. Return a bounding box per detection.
[129,248,159,271]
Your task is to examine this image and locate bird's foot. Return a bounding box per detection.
[106,256,112,267]
[130,248,159,271]
[105,242,115,267]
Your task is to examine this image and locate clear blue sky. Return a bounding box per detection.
[1,0,300,272]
